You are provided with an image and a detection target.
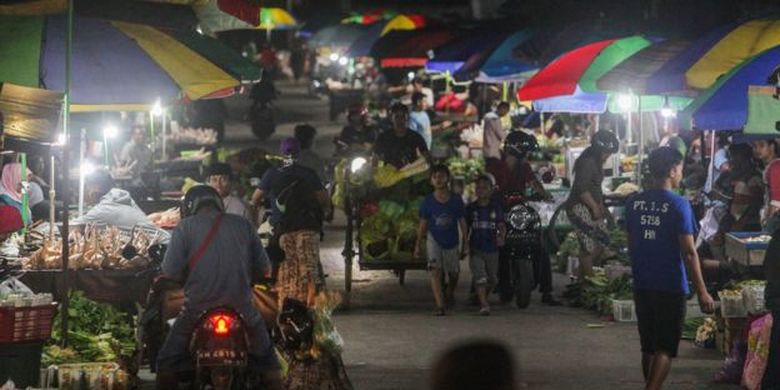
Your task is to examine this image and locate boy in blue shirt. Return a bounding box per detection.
[415,164,468,316]
[466,174,506,316]
[625,147,715,390]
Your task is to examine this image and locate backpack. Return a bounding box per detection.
[273,167,322,234]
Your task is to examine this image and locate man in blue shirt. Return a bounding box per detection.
[408,92,432,149]
[625,147,715,390]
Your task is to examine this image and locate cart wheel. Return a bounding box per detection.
[399,270,406,286]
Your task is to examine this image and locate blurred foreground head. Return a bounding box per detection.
[430,340,517,390]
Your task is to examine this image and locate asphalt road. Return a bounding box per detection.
[142,80,735,390]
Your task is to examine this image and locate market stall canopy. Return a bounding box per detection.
[341,8,397,25]
[426,26,513,74]
[686,18,780,90]
[381,29,460,68]
[344,23,384,57]
[380,14,426,36]
[0,83,63,143]
[471,29,534,82]
[194,0,296,33]
[309,24,368,51]
[0,15,258,111]
[518,36,651,101]
[682,45,780,131]
[369,29,425,59]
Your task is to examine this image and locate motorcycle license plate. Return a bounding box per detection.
[196,350,248,367]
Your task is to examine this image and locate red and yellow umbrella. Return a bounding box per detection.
[381,14,426,36]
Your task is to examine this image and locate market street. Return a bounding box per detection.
[156,80,734,390]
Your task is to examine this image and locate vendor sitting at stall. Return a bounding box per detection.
[119,125,152,183]
[0,162,32,226]
[205,163,254,224]
[73,169,166,239]
[0,205,23,244]
[373,103,429,169]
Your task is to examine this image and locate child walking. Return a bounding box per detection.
[466,174,506,316]
[415,164,468,316]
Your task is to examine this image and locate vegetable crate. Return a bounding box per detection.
[717,291,747,318]
[611,299,637,322]
[724,232,768,267]
[0,303,57,343]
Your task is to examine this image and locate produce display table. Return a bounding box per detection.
[20,268,155,308]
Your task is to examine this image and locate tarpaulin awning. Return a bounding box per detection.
[381,29,459,68]
[744,85,780,135]
[0,83,63,143]
[683,45,780,130]
[687,18,780,90]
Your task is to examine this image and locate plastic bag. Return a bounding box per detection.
[312,291,345,357]
[0,277,33,295]
[741,313,773,390]
[714,338,747,383]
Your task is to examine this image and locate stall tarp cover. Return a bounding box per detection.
[0,83,63,143]
[745,85,780,135]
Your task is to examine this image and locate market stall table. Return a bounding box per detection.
[20,268,156,309]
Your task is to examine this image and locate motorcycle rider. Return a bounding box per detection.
[155,185,282,389]
[486,131,561,306]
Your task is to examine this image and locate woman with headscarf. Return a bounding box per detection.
[0,162,32,226]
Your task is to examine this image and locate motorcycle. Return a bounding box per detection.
[498,192,544,309]
[189,306,251,389]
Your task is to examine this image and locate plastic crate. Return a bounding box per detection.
[742,284,767,315]
[612,299,637,322]
[0,303,58,343]
[718,292,747,318]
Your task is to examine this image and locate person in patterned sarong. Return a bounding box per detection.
[565,130,619,278]
[271,138,353,390]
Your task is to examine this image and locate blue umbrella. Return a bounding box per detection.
[426,27,511,73]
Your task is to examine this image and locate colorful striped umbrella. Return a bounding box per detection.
[597,24,735,95]
[380,14,426,36]
[686,18,780,90]
[341,8,397,25]
[195,1,296,33]
[518,36,651,100]
[0,14,259,112]
[682,45,780,130]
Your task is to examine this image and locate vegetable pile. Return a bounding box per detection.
[563,268,633,316]
[43,291,136,369]
[360,197,425,261]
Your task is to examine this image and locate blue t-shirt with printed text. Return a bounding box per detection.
[625,189,697,294]
[420,193,465,250]
[466,199,504,253]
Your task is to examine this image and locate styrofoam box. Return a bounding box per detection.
[612,299,637,322]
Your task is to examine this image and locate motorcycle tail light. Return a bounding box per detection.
[209,314,235,336]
